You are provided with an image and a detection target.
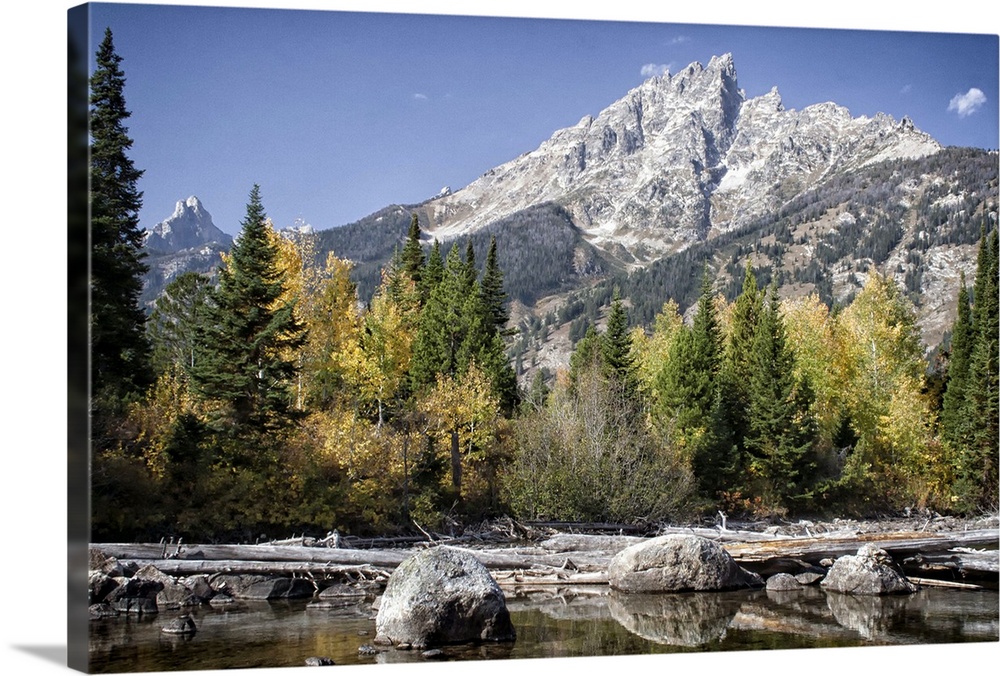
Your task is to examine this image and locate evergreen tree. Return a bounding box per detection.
[956,228,999,510]
[148,272,211,377]
[653,270,724,493]
[940,272,972,445]
[717,261,763,480]
[480,235,510,334]
[410,245,469,389]
[746,285,818,509]
[690,268,723,379]
[720,259,764,440]
[602,292,638,401]
[89,27,153,406]
[463,238,478,292]
[421,239,445,300]
[399,213,425,288]
[190,185,306,436]
[602,293,631,375]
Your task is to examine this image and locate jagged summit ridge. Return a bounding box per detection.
[424,53,940,264]
[144,195,232,253]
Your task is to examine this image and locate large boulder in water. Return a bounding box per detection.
[374,546,516,649]
[608,534,763,593]
[820,543,917,595]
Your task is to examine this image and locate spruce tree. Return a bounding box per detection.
[480,235,510,334]
[718,261,763,478]
[746,285,818,509]
[463,238,478,292]
[399,213,425,288]
[89,27,153,406]
[191,185,306,437]
[602,291,638,399]
[654,270,725,496]
[410,245,468,388]
[940,272,972,445]
[421,239,445,301]
[956,228,999,510]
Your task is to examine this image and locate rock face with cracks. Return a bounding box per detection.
[608,534,763,593]
[374,546,516,649]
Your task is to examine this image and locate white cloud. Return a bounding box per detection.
[641,63,671,78]
[413,93,428,101]
[948,88,986,117]
[900,84,912,95]
[669,35,690,45]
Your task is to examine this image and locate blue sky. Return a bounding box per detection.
[81,1,999,237]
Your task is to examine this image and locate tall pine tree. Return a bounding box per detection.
[955,227,999,510]
[89,27,153,407]
[717,261,764,480]
[480,235,510,335]
[191,185,306,437]
[399,213,425,289]
[746,285,818,510]
[940,272,972,445]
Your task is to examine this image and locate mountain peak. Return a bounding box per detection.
[145,196,232,253]
[424,52,941,265]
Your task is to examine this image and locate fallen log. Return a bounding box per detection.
[94,543,612,573]
[723,529,998,565]
[901,548,999,580]
[908,576,988,590]
[115,559,393,579]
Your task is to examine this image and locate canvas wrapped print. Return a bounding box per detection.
[65,1,999,674]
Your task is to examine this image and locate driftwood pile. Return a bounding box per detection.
[93,519,999,591]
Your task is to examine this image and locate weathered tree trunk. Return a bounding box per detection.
[450,428,461,493]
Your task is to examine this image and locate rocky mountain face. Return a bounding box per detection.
[422,53,941,266]
[144,196,232,253]
[140,196,232,307]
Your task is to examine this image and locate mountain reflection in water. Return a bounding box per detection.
[88,586,999,672]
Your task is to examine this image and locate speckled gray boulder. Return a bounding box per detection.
[374,546,515,649]
[608,534,763,593]
[820,543,917,595]
[766,572,803,591]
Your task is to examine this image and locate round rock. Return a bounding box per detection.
[608,534,763,593]
[765,573,803,591]
[820,543,917,595]
[374,546,516,649]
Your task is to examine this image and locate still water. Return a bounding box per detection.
[88,585,999,672]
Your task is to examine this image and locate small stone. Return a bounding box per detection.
[765,573,802,591]
[422,649,445,659]
[161,615,197,635]
[304,656,335,666]
[357,644,379,656]
[795,571,824,585]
